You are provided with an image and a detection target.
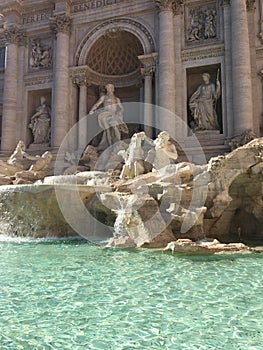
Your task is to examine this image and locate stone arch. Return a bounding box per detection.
[75,17,156,66]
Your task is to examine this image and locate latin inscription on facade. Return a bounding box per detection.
[72,0,127,13]
[23,12,52,25]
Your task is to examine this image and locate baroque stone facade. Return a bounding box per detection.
[0,0,262,162]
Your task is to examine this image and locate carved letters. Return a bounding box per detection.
[72,0,127,13]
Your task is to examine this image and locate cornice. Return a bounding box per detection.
[182,44,224,62]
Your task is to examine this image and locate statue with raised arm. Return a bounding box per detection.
[28,96,51,144]
[89,84,128,149]
[189,72,221,131]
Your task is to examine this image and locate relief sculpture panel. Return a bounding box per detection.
[186,2,217,44]
[29,38,52,70]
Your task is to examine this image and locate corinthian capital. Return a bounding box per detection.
[2,26,26,45]
[154,0,183,15]
[246,0,255,11]
[72,74,89,87]
[138,53,158,77]
[50,15,72,35]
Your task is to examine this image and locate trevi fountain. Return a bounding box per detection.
[0,91,263,349]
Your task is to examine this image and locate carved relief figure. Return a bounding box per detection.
[188,7,217,42]
[189,72,221,131]
[28,97,51,144]
[204,9,216,39]
[89,84,129,149]
[30,39,52,69]
[188,10,202,41]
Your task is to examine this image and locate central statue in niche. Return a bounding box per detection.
[89,84,129,149]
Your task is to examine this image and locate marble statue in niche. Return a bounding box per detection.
[189,72,221,131]
[30,39,52,69]
[89,84,129,149]
[188,7,217,42]
[28,96,51,145]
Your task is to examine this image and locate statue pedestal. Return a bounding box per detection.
[27,143,51,152]
[194,130,220,135]
[182,130,229,164]
[192,130,223,146]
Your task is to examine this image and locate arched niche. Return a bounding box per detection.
[75,17,156,67]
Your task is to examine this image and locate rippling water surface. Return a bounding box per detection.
[0,237,263,349]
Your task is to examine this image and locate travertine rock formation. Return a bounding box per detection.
[0,138,262,248]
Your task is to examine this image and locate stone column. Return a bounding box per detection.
[174,6,184,140]
[222,0,233,137]
[139,53,157,137]
[246,1,259,134]
[50,15,71,148]
[155,0,176,115]
[1,27,25,152]
[231,0,254,135]
[73,73,89,149]
[154,0,183,134]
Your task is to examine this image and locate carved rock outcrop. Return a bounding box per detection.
[0,138,262,248]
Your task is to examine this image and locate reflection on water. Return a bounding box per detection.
[0,237,263,349]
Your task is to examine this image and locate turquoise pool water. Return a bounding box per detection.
[0,238,263,350]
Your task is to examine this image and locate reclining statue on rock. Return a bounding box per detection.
[146,131,178,171]
[14,151,53,184]
[0,140,40,177]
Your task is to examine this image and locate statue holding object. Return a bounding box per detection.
[28,96,51,145]
[189,71,221,131]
